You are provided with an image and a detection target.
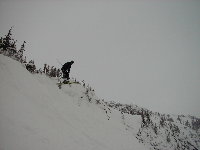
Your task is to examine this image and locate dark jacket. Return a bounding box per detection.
[61,61,74,73]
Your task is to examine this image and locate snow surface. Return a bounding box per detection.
[0,55,148,150]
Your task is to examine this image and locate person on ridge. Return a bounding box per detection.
[61,60,74,80]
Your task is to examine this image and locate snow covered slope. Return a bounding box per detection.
[0,54,147,150]
[1,54,199,150]
[107,102,200,150]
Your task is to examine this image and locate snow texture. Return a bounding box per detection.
[0,54,199,150]
[0,55,147,150]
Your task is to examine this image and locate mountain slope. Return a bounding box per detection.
[106,102,200,150]
[0,54,147,150]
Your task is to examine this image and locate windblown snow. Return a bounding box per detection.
[0,54,200,150]
[0,55,147,150]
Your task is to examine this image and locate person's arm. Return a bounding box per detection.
[67,68,70,72]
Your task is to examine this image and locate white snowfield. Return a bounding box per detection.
[0,55,148,150]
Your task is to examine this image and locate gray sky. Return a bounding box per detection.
[0,0,200,116]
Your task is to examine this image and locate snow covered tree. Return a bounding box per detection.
[56,69,61,77]
[160,116,166,127]
[26,60,36,73]
[43,64,47,74]
[49,66,57,77]
[0,27,17,56]
[166,132,171,143]
[3,27,13,49]
[0,37,3,50]
[16,41,26,63]
[46,65,50,75]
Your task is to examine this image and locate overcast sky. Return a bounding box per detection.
[0,0,200,116]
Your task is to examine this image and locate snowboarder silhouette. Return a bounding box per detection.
[61,61,74,80]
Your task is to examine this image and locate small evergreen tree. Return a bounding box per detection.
[166,132,171,143]
[1,27,17,56]
[16,41,26,62]
[0,37,3,50]
[56,69,61,77]
[26,60,36,73]
[3,27,13,50]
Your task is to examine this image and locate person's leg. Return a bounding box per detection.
[63,72,66,78]
[66,72,70,80]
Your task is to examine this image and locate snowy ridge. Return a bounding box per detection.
[0,54,199,150]
[106,101,200,150]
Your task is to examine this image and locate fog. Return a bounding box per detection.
[0,0,200,116]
